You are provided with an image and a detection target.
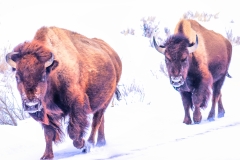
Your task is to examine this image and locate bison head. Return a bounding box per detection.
[153,34,198,91]
[6,41,55,123]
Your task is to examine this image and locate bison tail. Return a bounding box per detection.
[115,87,121,101]
[226,72,232,78]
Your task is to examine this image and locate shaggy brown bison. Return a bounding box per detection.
[6,26,122,159]
[153,19,232,124]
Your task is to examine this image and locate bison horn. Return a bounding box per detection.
[44,53,54,68]
[187,35,198,53]
[5,52,18,68]
[153,36,166,54]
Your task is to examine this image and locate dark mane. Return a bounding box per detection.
[12,41,52,63]
[164,34,190,53]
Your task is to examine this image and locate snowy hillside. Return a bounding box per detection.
[1,0,240,160]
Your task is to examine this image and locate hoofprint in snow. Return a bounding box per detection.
[1,99,240,160]
[1,0,240,160]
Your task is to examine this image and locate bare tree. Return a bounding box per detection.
[0,45,29,126]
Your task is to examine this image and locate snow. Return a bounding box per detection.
[1,0,240,159]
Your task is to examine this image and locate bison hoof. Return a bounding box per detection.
[73,139,84,149]
[193,112,202,124]
[80,141,93,153]
[218,112,225,118]
[193,116,202,124]
[194,120,201,124]
[183,117,192,125]
[96,139,106,147]
[207,117,215,122]
[40,154,53,160]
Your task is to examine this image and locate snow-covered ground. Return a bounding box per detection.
[1,0,240,160]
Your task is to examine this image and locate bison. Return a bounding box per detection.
[153,19,232,124]
[6,26,122,159]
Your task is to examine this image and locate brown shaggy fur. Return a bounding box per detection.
[7,26,122,159]
[154,19,232,124]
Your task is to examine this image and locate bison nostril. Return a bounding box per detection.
[25,102,38,107]
[24,100,42,113]
[171,76,183,82]
[170,75,184,88]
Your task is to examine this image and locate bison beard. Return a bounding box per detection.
[6,26,122,159]
[153,19,232,125]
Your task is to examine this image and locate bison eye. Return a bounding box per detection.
[181,57,187,63]
[41,74,46,82]
[165,58,171,63]
[15,75,21,83]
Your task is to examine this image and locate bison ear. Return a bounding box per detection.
[46,60,58,73]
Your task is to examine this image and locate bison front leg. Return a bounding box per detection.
[68,120,87,150]
[68,115,92,153]
[68,94,92,153]
[180,92,192,124]
[40,125,55,160]
[192,105,202,124]
[192,84,211,124]
[192,92,203,124]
